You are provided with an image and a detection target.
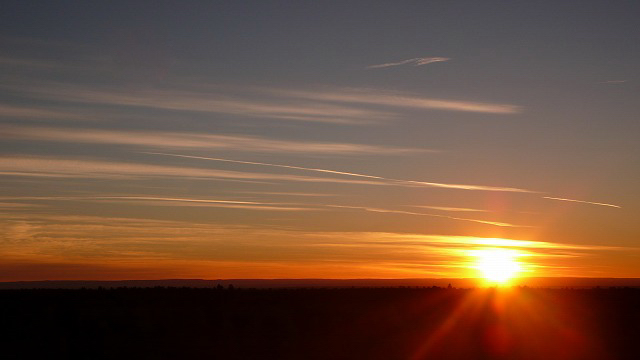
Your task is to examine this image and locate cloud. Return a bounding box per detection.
[4,80,520,127]
[271,87,521,114]
[465,237,621,250]
[311,233,621,251]
[82,196,315,212]
[6,83,391,125]
[1,211,630,279]
[599,80,627,84]
[238,191,336,197]
[367,57,450,69]
[0,195,515,227]
[0,202,44,208]
[0,156,388,186]
[0,212,617,255]
[144,152,534,193]
[0,125,428,155]
[543,196,621,209]
[325,205,520,227]
[0,104,92,121]
[0,153,533,195]
[407,205,487,212]
[37,195,518,227]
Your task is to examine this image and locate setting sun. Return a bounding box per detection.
[471,248,523,285]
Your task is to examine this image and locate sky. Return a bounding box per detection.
[1,1,639,281]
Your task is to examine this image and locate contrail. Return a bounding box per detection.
[367,57,450,69]
[0,195,313,211]
[0,195,260,205]
[543,196,621,208]
[141,152,531,193]
[3,194,519,227]
[97,196,262,205]
[326,205,520,227]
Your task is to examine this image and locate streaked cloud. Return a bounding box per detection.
[407,205,487,212]
[0,195,514,227]
[1,208,631,279]
[367,57,450,69]
[238,191,336,197]
[144,152,534,193]
[93,196,314,211]
[4,80,520,127]
[0,125,427,155]
[543,196,621,209]
[0,212,620,255]
[310,233,621,251]
[6,83,391,124]
[0,202,44,208]
[271,87,521,114]
[467,237,622,250]
[0,156,388,185]
[325,205,520,227]
[0,104,91,121]
[599,80,627,84]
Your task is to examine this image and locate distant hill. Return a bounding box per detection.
[1,277,640,289]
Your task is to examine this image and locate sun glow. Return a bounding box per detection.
[471,248,523,285]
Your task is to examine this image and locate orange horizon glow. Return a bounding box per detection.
[1,222,636,282]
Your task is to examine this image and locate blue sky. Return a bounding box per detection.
[1,1,638,280]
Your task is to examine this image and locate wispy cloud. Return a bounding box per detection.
[0,125,428,155]
[271,87,521,114]
[0,153,533,199]
[407,205,487,212]
[0,195,515,227]
[599,80,627,84]
[1,209,630,279]
[311,233,621,251]
[543,196,621,209]
[4,80,520,127]
[325,205,520,227]
[0,202,44,208]
[238,191,336,197]
[143,152,534,193]
[0,104,92,121]
[0,212,620,255]
[367,57,450,69]
[87,196,314,211]
[6,83,392,125]
[0,156,388,186]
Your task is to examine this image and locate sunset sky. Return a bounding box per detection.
[1,1,639,281]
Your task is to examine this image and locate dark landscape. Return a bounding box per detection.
[3,285,639,360]
[3,278,640,289]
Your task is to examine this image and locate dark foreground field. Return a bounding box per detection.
[2,287,639,360]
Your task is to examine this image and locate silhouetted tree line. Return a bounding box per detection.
[1,287,638,359]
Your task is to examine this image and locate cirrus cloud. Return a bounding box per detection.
[367,57,451,69]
